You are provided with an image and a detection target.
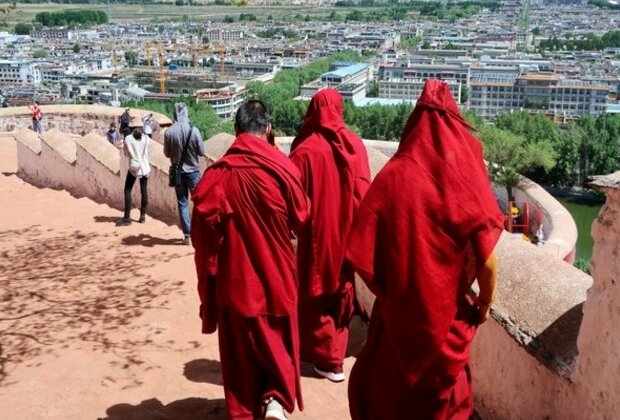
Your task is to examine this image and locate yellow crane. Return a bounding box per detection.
[146,40,152,71]
[158,41,166,94]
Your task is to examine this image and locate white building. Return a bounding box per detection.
[0,60,41,85]
[204,29,244,42]
[379,78,461,103]
[31,28,72,40]
[195,85,247,119]
[469,72,608,118]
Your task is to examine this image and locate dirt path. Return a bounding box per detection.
[0,137,364,419]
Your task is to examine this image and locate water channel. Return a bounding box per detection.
[553,195,602,262]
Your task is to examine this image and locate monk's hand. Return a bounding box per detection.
[476,299,491,324]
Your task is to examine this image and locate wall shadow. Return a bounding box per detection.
[531,302,584,377]
[183,359,223,386]
[122,234,185,247]
[101,397,227,420]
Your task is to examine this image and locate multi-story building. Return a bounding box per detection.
[204,29,244,42]
[299,63,370,99]
[320,63,369,87]
[31,28,72,40]
[195,85,247,119]
[39,64,66,84]
[379,62,471,88]
[379,78,461,102]
[469,72,609,118]
[220,61,281,77]
[0,60,41,85]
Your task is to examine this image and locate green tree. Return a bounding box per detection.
[122,97,233,139]
[33,49,48,58]
[367,80,379,97]
[72,43,81,53]
[478,125,556,199]
[124,51,138,66]
[455,86,467,105]
[421,41,431,49]
[400,35,420,49]
[14,23,32,35]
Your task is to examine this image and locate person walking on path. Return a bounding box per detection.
[30,101,43,135]
[191,100,310,420]
[346,80,504,420]
[106,122,120,145]
[164,102,205,245]
[119,108,131,137]
[289,88,371,383]
[142,113,155,138]
[116,126,150,226]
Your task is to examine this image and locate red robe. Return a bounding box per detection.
[191,133,310,419]
[346,80,504,420]
[290,88,371,370]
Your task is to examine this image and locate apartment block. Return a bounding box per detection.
[469,72,608,118]
[31,29,72,40]
[379,62,470,88]
[0,60,41,85]
[379,78,461,103]
[195,85,247,119]
[204,29,244,42]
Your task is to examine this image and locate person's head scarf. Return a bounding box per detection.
[292,88,356,170]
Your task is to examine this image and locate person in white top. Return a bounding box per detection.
[142,113,155,138]
[116,127,150,226]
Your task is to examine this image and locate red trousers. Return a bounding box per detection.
[349,301,477,420]
[217,307,303,419]
[299,291,352,370]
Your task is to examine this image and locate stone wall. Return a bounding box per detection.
[0,105,171,144]
[572,173,620,418]
[12,127,179,227]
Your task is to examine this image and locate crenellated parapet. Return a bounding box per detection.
[0,105,172,144]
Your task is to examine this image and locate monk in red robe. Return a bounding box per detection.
[191,100,310,420]
[289,88,371,382]
[346,80,504,420]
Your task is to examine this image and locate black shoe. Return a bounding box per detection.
[115,218,132,226]
[139,214,146,223]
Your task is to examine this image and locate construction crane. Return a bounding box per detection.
[207,41,227,76]
[192,29,203,70]
[146,40,152,71]
[158,41,166,94]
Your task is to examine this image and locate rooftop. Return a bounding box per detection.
[322,63,367,79]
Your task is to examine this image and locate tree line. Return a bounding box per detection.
[122,97,234,140]
[464,111,620,198]
[34,10,108,27]
[246,51,410,141]
[539,30,620,52]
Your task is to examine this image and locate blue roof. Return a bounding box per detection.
[322,63,367,79]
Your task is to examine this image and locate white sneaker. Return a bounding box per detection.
[264,397,287,420]
[313,365,346,383]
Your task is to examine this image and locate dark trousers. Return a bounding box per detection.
[123,172,148,219]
